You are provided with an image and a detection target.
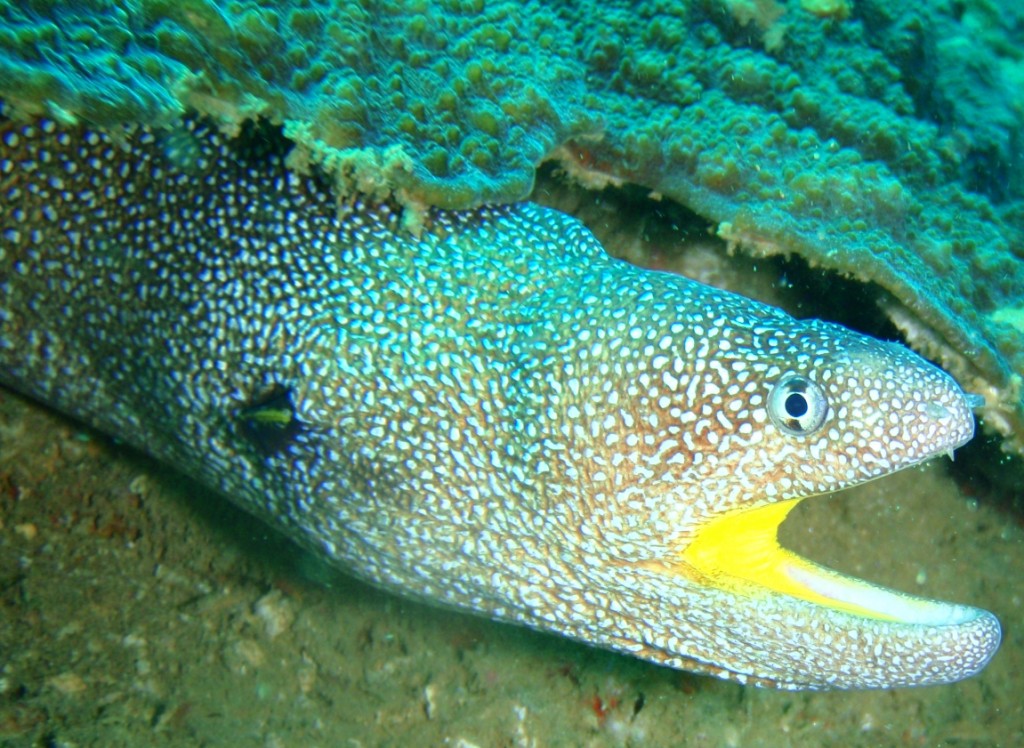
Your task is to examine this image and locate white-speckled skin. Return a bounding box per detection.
[0,116,1000,689]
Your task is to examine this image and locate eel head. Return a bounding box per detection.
[504,260,1001,690]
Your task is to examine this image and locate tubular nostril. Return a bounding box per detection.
[965,393,986,409]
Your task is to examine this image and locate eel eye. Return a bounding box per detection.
[767,374,828,436]
[237,384,302,455]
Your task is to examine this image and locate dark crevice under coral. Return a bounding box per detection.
[534,162,907,341]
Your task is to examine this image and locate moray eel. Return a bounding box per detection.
[0,114,1000,690]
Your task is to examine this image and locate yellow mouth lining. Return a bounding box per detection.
[680,497,973,625]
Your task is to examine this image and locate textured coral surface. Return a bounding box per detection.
[1,0,1022,450]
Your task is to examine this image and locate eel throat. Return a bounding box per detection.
[681,496,980,626]
[0,114,1001,690]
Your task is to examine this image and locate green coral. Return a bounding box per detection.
[1,0,1023,452]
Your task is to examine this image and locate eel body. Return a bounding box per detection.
[0,115,1000,690]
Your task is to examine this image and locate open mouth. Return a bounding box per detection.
[680,492,982,628]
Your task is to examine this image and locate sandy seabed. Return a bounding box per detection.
[0,384,1021,747]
